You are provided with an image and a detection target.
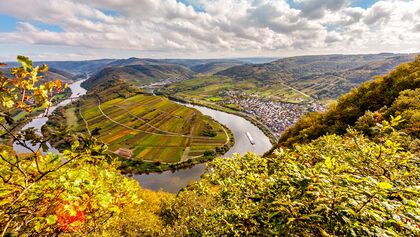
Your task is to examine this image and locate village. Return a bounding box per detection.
[223,96,324,138]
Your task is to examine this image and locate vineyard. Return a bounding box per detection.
[67,94,228,163]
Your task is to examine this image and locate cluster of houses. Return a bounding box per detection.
[223,96,324,138]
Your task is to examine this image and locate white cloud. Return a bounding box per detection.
[0,0,419,60]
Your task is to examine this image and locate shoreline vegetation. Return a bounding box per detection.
[46,82,235,174]
[117,121,234,174]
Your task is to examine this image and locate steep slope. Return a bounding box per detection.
[41,67,77,83]
[217,53,417,99]
[159,56,420,237]
[290,54,417,99]
[0,66,76,84]
[273,55,420,148]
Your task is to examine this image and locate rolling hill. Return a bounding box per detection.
[82,63,194,89]
[217,53,417,100]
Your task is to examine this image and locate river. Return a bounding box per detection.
[13,79,87,153]
[133,102,273,193]
[15,80,273,194]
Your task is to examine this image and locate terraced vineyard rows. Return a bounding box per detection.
[72,94,228,163]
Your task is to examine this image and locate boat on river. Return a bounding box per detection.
[246,132,255,145]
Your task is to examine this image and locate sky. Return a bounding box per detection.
[0,0,419,61]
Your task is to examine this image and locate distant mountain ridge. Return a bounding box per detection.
[81,57,247,89]
[3,54,418,100]
[82,63,194,89]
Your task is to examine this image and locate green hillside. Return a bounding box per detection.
[2,56,419,236]
[217,53,417,100]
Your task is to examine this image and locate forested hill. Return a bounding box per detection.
[272,55,420,149]
[82,63,194,89]
[217,53,417,99]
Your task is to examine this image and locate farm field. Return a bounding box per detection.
[159,75,310,103]
[65,94,228,163]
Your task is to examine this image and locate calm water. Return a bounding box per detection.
[133,102,273,193]
[13,80,87,153]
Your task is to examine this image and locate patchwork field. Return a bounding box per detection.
[66,94,228,163]
[159,75,310,103]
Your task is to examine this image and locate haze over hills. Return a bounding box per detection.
[66,53,416,100]
[81,58,246,89]
[3,53,417,101]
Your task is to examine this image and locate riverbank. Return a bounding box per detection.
[47,83,235,174]
[39,79,271,193]
[162,93,278,145]
[134,97,272,193]
[117,121,234,174]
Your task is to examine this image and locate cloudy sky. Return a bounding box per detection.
[0,0,419,61]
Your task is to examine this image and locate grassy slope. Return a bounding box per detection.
[217,53,417,100]
[83,63,194,89]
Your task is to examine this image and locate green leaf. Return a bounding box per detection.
[71,140,80,151]
[378,182,393,190]
[46,215,57,225]
[325,156,334,170]
[17,55,32,70]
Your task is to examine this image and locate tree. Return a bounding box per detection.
[0,56,143,236]
[162,117,420,236]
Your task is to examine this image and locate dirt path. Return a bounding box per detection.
[279,81,314,100]
[113,104,181,135]
[78,108,91,136]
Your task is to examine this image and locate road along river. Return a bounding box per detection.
[14,80,273,193]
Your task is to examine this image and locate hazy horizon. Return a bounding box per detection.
[1,0,419,61]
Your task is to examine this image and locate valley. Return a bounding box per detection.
[157,75,323,138]
[2,1,420,235]
[9,53,419,187]
[45,78,233,174]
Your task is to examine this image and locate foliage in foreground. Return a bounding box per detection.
[0,56,172,236]
[2,55,419,236]
[160,56,420,236]
[162,118,420,236]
